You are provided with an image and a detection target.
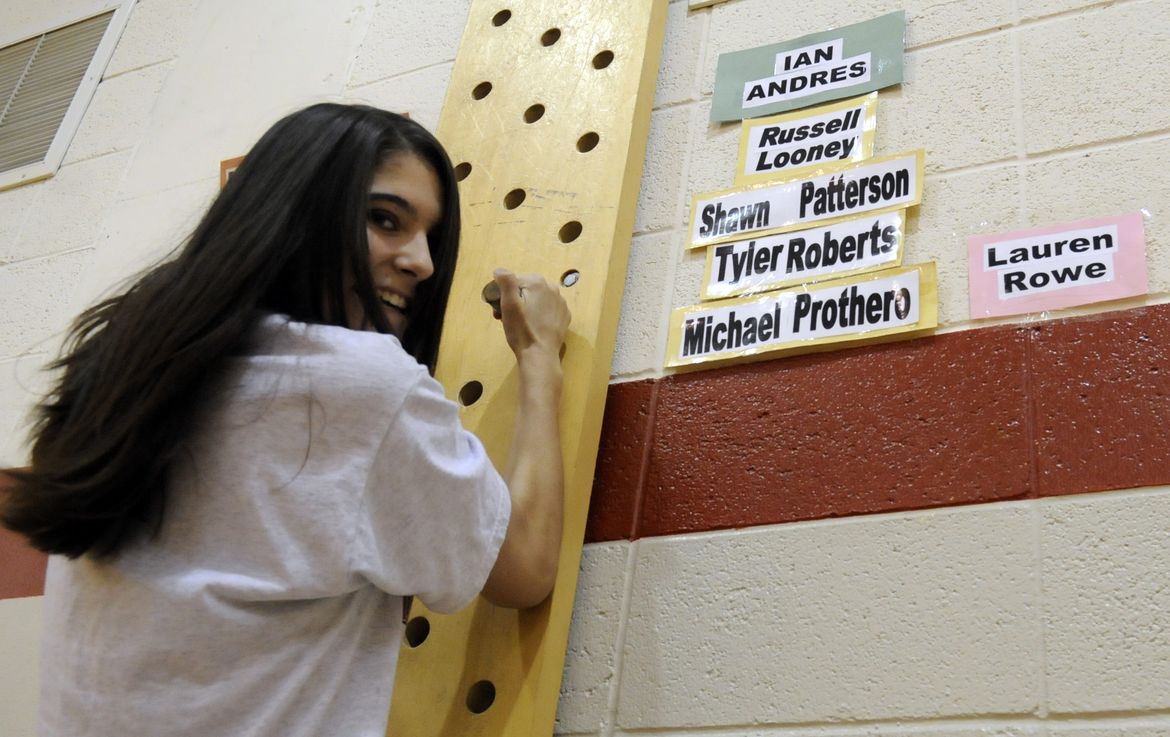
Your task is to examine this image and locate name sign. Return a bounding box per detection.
[666,262,938,367]
[702,210,904,299]
[711,11,904,122]
[737,93,877,185]
[688,150,923,249]
[967,213,1148,318]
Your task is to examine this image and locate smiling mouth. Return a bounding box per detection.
[378,290,409,313]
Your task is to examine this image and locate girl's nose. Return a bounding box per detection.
[397,230,434,281]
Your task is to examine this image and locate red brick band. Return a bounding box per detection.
[588,303,1170,542]
[0,471,47,600]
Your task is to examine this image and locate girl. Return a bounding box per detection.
[2,103,569,736]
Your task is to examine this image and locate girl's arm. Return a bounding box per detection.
[480,269,570,609]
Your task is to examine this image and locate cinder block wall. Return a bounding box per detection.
[3,1,1169,736]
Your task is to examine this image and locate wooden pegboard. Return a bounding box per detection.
[386,1,666,735]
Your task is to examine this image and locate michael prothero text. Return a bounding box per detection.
[681,282,916,358]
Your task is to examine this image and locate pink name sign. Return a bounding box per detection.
[968,213,1147,318]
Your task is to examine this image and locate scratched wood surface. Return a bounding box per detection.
[385,2,666,735]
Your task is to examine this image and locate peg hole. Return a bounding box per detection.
[576,132,599,153]
[558,221,582,244]
[523,104,545,124]
[504,188,526,209]
[472,81,493,100]
[592,50,614,69]
[491,10,511,26]
[454,162,472,181]
[466,680,496,714]
[540,28,561,46]
[404,617,430,647]
[459,381,483,406]
[561,270,580,287]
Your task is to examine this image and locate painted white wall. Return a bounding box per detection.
[3,0,1170,735]
[1,0,119,46]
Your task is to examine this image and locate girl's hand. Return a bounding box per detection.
[492,268,570,359]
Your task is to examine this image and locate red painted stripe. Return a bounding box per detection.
[1030,304,1170,496]
[588,379,658,543]
[0,470,47,599]
[587,304,1170,542]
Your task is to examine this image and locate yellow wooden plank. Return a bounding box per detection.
[385,2,666,735]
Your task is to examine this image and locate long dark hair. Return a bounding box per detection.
[1,104,461,559]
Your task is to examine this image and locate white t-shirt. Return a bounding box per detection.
[38,315,511,737]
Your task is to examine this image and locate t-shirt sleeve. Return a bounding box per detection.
[352,371,511,614]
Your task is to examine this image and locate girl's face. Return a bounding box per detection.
[347,152,442,338]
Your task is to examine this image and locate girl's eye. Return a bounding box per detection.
[370,209,399,231]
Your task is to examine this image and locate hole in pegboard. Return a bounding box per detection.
[576,132,599,153]
[523,104,545,124]
[504,189,526,209]
[459,381,484,406]
[472,81,493,100]
[404,617,430,647]
[561,270,580,288]
[540,28,561,46]
[454,162,472,181]
[492,9,511,26]
[466,680,496,714]
[592,50,614,69]
[558,221,582,244]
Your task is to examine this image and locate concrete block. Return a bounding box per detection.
[116,0,364,201]
[611,231,678,376]
[345,63,453,135]
[348,0,470,87]
[618,504,1040,728]
[0,182,43,265]
[908,165,1026,326]
[1021,1,1108,20]
[554,542,631,735]
[1021,0,1170,154]
[635,105,693,234]
[669,246,705,311]
[700,0,1015,96]
[653,1,706,108]
[1020,1,1114,20]
[0,354,51,468]
[1048,723,1170,737]
[1021,137,1169,298]
[683,99,739,211]
[0,249,93,359]
[64,62,171,165]
[69,178,217,319]
[0,596,44,737]
[105,0,200,77]
[878,35,1018,174]
[2,152,130,264]
[1041,489,1170,713]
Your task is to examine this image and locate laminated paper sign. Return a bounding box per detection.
[736,93,877,185]
[688,149,923,249]
[702,210,905,299]
[711,11,904,123]
[666,262,937,368]
[968,213,1148,318]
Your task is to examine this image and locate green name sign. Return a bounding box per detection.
[712,11,905,123]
